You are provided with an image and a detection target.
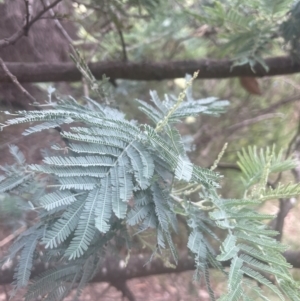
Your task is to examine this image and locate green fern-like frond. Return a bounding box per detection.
[127,191,151,225]
[238,243,292,268]
[217,234,239,261]
[138,77,229,126]
[94,179,112,233]
[260,182,300,201]
[0,145,32,192]
[209,189,297,300]
[280,280,300,301]
[8,144,26,165]
[151,182,173,232]
[242,266,285,300]
[30,165,108,178]
[127,204,152,226]
[2,73,300,301]
[66,189,99,259]
[144,125,220,186]
[40,191,81,211]
[13,229,43,289]
[0,174,32,193]
[237,146,296,189]
[24,265,79,301]
[43,200,85,249]
[23,120,71,136]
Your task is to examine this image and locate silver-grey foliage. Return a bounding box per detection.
[1,79,300,301]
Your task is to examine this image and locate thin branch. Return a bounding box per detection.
[260,94,300,115]
[0,251,299,286]
[0,226,26,248]
[271,198,296,241]
[216,162,240,172]
[270,161,299,238]
[0,0,63,49]
[3,285,9,301]
[268,123,300,240]
[1,55,300,83]
[281,77,300,91]
[117,27,128,62]
[23,0,32,35]
[0,58,36,102]
[272,121,300,187]
[226,113,284,133]
[43,0,73,43]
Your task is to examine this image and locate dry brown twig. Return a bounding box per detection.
[226,112,284,133]
[0,225,26,248]
[0,58,36,102]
